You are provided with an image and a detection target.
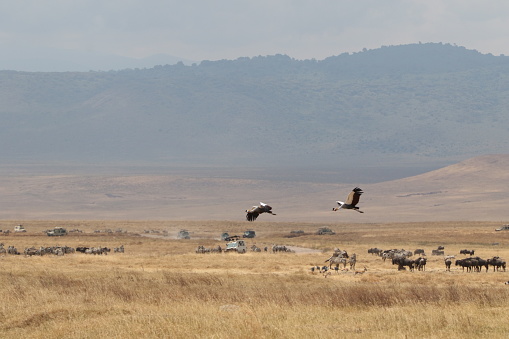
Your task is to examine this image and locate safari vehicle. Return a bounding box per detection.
[495,225,509,231]
[225,239,247,253]
[14,224,26,232]
[177,229,190,239]
[220,232,230,241]
[224,235,240,242]
[243,230,256,238]
[46,227,68,236]
[316,227,335,235]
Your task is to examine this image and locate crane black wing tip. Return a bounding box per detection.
[246,213,258,222]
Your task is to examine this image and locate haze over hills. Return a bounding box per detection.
[1,43,509,183]
[0,47,195,72]
[0,154,507,223]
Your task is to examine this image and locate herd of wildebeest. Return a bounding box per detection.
[0,243,125,256]
[309,246,507,276]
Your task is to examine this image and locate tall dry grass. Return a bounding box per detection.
[1,220,509,338]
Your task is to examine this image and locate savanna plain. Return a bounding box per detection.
[1,220,509,339]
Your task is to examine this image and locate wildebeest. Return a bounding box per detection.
[432,249,445,256]
[445,257,452,271]
[368,248,382,256]
[487,256,506,272]
[414,249,425,256]
[392,256,415,271]
[414,257,427,271]
[455,257,487,272]
[460,249,475,256]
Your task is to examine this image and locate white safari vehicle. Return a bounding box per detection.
[495,225,509,231]
[14,224,27,232]
[225,239,247,253]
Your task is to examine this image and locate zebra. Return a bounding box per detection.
[210,245,222,253]
[8,245,20,255]
[327,256,347,270]
[349,253,357,270]
[251,245,261,252]
[24,247,42,256]
[114,245,125,253]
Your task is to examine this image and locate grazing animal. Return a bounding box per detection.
[445,258,452,271]
[349,253,357,270]
[114,245,125,253]
[354,267,368,275]
[250,245,261,252]
[8,246,20,255]
[415,257,427,271]
[414,249,425,256]
[455,257,484,272]
[245,202,276,222]
[325,249,349,269]
[333,187,364,213]
[368,248,382,256]
[487,256,506,272]
[392,257,415,271]
[327,256,348,270]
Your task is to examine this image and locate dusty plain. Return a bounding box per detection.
[1,219,509,339]
[1,155,509,223]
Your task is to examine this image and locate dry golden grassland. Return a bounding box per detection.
[1,220,509,339]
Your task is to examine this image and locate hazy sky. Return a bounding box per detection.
[2,0,509,66]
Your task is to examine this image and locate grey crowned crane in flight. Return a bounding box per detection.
[246,202,276,222]
[333,187,364,213]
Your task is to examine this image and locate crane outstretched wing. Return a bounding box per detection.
[345,187,363,206]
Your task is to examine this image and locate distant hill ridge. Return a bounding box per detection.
[396,154,509,184]
[1,43,509,180]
